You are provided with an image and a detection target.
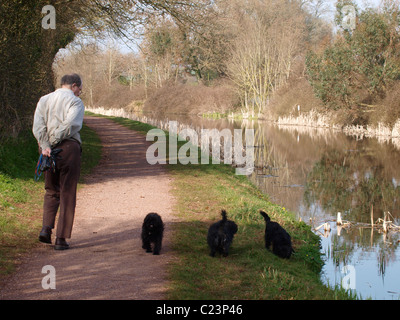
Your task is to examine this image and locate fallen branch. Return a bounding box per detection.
[314,211,400,235]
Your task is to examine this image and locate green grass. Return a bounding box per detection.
[0,132,44,275]
[167,164,345,299]
[79,124,103,180]
[105,114,354,300]
[0,123,102,276]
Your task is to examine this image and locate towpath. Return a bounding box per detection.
[0,116,176,300]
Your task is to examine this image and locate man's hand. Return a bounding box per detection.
[42,148,51,157]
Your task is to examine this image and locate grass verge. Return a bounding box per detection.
[105,114,353,300]
[0,123,102,277]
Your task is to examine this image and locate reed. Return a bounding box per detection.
[276,109,400,139]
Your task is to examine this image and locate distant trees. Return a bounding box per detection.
[8,0,395,135]
[227,0,306,117]
[133,0,323,118]
[141,19,183,89]
[306,0,400,125]
[140,5,232,87]
[49,0,336,121]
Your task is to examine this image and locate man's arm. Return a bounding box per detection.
[32,98,52,156]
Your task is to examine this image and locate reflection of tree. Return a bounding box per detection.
[326,227,399,279]
[327,233,355,267]
[304,149,400,223]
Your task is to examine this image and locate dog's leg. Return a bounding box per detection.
[209,248,216,257]
[273,245,287,259]
[265,234,272,250]
[272,244,282,258]
[142,238,152,253]
[222,242,230,257]
[153,237,162,255]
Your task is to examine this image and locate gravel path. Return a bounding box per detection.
[0,116,177,300]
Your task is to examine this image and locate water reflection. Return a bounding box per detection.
[250,123,400,300]
[304,146,400,224]
[320,224,400,299]
[88,108,400,299]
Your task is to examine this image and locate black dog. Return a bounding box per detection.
[207,210,238,257]
[260,210,294,259]
[141,213,164,255]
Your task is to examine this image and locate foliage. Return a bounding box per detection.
[52,0,333,119]
[306,1,400,125]
[306,39,355,109]
[141,9,231,87]
[0,1,77,139]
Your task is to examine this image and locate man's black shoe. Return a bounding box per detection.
[54,238,70,250]
[39,226,52,244]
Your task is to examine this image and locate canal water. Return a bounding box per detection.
[247,120,400,300]
[90,108,400,299]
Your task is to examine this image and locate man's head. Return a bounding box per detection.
[61,73,83,97]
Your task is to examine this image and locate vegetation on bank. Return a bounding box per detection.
[0,124,102,277]
[107,115,353,299]
[306,1,400,127]
[0,133,44,275]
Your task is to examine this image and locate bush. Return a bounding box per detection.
[143,81,237,115]
[370,80,400,128]
[267,64,325,119]
[305,5,400,125]
[91,83,148,109]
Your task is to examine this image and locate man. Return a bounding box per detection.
[33,73,84,250]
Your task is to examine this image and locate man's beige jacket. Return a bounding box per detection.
[33,88,85,150]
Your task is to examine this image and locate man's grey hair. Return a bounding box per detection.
[61,73,82,88]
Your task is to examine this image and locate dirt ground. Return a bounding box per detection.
[0,116,177,300]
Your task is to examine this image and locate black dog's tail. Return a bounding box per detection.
[260,210,271,223]
[218,210,228,232]
[221,210,228,222]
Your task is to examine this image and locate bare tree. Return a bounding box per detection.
[123,52,143,91]
[53,42,103,107]
[226,0,306,117]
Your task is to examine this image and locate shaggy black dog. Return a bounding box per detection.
[141,213,164,255]
[207,210,238,257]
[260,210,294,259]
